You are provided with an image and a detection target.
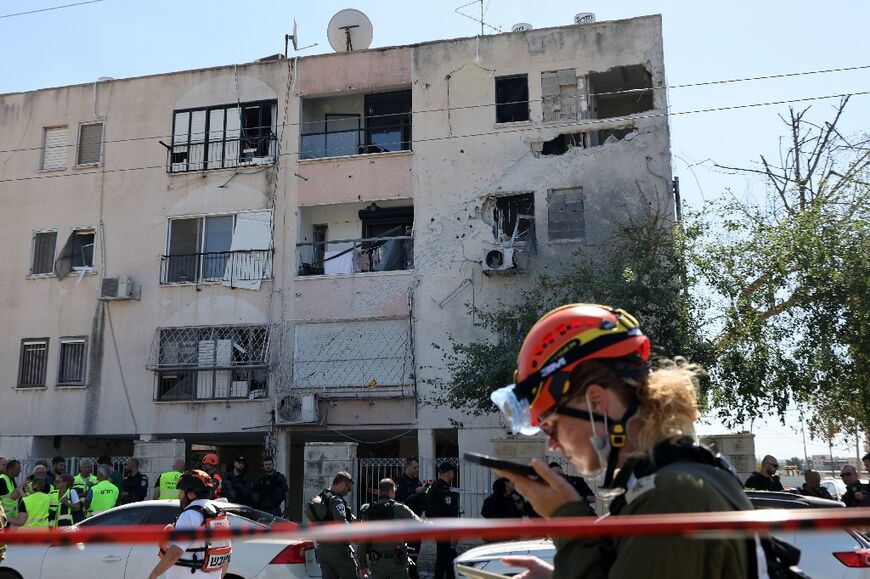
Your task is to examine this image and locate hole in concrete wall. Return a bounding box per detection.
[588,65,653,119]
[490,193,535,243]
[589,127,635,147]
[541,69,586,122]
[541,132,586,155]
[547,187,585,241]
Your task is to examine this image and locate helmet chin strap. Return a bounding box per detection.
[553,400,639,487]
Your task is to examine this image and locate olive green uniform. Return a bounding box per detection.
[357,499,421,579]
[553,461,751,579]
[308,490,358,579]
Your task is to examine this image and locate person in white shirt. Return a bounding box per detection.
[149,470,232,579]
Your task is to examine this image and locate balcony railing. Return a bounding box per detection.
[300,118,412,160]
[160,250,273,285]
[167,131,277,173]
[296,236,413,276]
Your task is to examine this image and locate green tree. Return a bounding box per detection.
[430,200,713,417]
[692,97,870,433]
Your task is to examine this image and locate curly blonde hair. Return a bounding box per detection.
[568,357,701,457]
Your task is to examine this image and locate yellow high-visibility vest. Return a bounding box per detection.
[158,470,182,499]
[22,492,51,528]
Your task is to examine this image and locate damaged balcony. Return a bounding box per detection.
[299,89,412,160]
[296,202,413,276]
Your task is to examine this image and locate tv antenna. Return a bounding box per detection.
[327,9,373,52]
[455,0,501,35]
[285,18,318,57]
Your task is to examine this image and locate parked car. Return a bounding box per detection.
[0,499,321,579]
[455,492,870,579]
[822,477,850,502]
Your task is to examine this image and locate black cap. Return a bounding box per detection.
[437,462,456,473]
[233,456,246,463]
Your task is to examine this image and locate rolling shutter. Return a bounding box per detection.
[77,123,103,165]
[42,127,67,170]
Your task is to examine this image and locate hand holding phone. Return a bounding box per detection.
[463,452,539,479]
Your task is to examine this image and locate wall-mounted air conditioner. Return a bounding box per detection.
[483,248,516,274]
[275,393,319,425]
[100,276,135,300]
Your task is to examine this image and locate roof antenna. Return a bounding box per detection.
[454,0,501,35]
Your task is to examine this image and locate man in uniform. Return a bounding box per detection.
[254,457,289,516]
[744,455,784,491]
[154,458,186,500]
[800,469,834,500]
[49,473,82,527]
[358,478,422,579]
[73,460,97,498]
[305,471,358,579]
[224,456,254,506]
[394,457,425,579]
[201,453,226,499]
[120,457,149,504]
[97,456,124,489]
[426,463,459,579]
[0,460,26,519]
[10,476,51,528]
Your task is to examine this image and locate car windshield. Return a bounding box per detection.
[223,505,290,527]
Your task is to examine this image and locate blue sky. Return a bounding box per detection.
[2,0,868,463]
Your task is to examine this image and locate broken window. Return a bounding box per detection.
[77,122,103,165]
[542,133,586,156]
[170,100,277,172]
[541,69,587,122]
[30,230,57,275]
[495,75,529,123]
[358,205,414,271]
[58,337,87,385]
[588,65,653,119]
[55,228,96,280]
[548,187,585,241]
[589,127,635,147]
[18,338,49,388]
[493,193,535,243]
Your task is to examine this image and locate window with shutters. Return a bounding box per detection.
[77,122,103,165]
[18,338,49,388]
[58,337,87,385]
[169,100,277,172]
[30,230,58,276]
[42,127,68,170]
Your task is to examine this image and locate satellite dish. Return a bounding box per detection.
[574,12,595,24]
[511,23,533,32]
[327,9,373,52]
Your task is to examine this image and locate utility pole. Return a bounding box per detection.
[800,411,809,470]
[480,0,484,36]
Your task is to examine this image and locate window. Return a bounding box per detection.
[587,65,653,119]
[77,122,103,165]
[495,75,529,123]
[18,338,49,387]
[170,100,277,172]
[58,337,87,385]
[55,229,96,279]
[548,187,585,241]
[148,325,270,401]
[541,69,584,122]
[364,90,412,153]
[162,212,272,285]
[358,205,414,272]
[493,193,534,242]
[42,127,67,170]
[30,231,57,275]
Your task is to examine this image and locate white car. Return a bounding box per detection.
[822,477,850,502]
[0,499,322,579]
[455,493,870,579]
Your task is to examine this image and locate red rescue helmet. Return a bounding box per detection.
[510,304,650,427]
[177,469,214,494]
[202,453,220,466]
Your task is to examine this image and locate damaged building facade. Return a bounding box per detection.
[0,14,673,517]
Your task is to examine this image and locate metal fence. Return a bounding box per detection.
[160,249,273,285]
[355,455,601,519]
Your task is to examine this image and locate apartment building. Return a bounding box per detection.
[0,14,673,516]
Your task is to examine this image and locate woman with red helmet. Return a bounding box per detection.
[491,304,768,579]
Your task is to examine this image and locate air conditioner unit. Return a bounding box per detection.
[276,393,319,424]
[483,248,516,273]
[100,276,135,300]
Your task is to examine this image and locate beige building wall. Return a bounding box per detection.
[0,15,672,484]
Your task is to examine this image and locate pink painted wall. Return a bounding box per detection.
[296,152,413,205]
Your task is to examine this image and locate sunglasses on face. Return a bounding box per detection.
[842,472,856,478]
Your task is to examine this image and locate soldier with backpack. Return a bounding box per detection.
[357,478,421,579]
[305,471,358,579]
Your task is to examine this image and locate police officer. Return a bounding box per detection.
[358,478,422,579]
[395,457,425,579]
[224,456,254,506]
[426,463,459,579]
[148,470,232,579]
[85,464,120,517]
[120,457,149,505]
[154,458,186,500]
[305,471,358,579]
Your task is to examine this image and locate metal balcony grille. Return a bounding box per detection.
[160,249,273,285]
[148,325,271,401]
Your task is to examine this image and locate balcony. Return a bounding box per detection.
[147,325,270,402]
[296,235,413,276]
[166,131,277,173]
[299,89,411,160]
[160,250,273,285]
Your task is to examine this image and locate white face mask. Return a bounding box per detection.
[582,393,611,486]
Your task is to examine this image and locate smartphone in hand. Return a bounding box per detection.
[464,452,539,479]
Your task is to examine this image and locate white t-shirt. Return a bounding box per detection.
[163,499,223,578]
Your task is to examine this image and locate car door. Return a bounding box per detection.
[125,504,182,577]
[39,506,148,578]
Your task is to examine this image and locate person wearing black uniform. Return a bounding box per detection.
[427,463,459,579]
[120,458,149,505]
[549,462,595,515]
[305,471,358,579]
[744,455,784,491]
[394,457,426,579]
[481,477,522,519]
[841,465,870,507]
